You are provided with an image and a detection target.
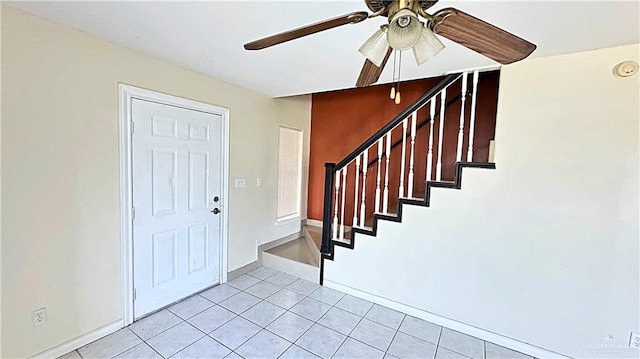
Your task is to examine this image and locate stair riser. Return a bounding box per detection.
[262,252,320,282]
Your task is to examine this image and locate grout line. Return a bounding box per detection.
[205,333,236,356]
[253,281,320,357]
[126,329,164,359]
[211,276,319,357]
[326,299,377,356]
[384,315,407,357]
[273,284,348,357]
[431,326,444,359]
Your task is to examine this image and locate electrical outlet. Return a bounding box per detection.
[630,332,640,349]
[235,178,247,188]
[32,307,47,326]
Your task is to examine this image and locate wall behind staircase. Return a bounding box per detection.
[307,73,499,223]
[324,44,639,358]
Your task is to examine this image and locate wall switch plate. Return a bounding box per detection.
[630,332,640,348]
[32,307,47,326]
[235,178,247,188]
[256,177,262,187]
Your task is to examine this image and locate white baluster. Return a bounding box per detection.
[375,139,382,213]
[436,88,447,181]
[383,132,391,214]
[332,171,340,240]
[353,155,360,227]
[467,70,479,162]
[456,72,468,162]
[340,168,347,239]
[360,149,368,226]
[426,99,436,182]
[408,111,417,197]
[399,119,407,198]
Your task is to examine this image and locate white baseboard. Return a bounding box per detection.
[304,219,323,228]
[324,280,569,359]
[304,219,354,234]
[227,260,260,280]
[31,321,122,359]
[259,231,302,252]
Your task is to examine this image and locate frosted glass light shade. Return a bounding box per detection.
[387,9,422,50]
[412,25,445,65]
[359,27,390,67]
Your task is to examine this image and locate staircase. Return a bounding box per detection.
[318,71,496,281]
[263,70,496,283]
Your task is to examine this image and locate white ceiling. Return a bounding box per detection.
[6,1,639,97]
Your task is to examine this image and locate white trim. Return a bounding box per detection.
[276,126,304,223]
[119,84,230,326]
[324,280,570,359]
[305,219,323,228]
[276,215,301,227]
[30,321,122,359]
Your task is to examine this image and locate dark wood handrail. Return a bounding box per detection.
[365,92,466,169]
[334,73,461,170]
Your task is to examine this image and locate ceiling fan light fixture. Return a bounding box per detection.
[412,24,445,65]
[358,26,390,67]
[387,9,423,50]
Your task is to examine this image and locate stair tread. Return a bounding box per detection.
[265,237,319,267]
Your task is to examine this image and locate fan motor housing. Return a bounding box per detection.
[365,0,439,17]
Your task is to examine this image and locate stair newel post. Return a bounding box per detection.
[332,170,340,240]
[408,111,417,197]
[340,167,347,240]
[352,155,360,228]
[383,132,391,214]
[360,149,368,226]
[426,98,436,182]
[456,72,468,162]
[436,87,447,181]
[399,119,407,198]
[467,70,479,162]
[320,163,336,256]
[375,138,383,213]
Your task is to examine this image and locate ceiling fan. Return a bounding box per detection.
[244,0,536,87]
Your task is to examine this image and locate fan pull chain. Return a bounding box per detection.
[395,51,402,105]
[390,50,397,100]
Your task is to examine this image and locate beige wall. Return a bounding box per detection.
[1,7,310,358]
[326,44,639,358]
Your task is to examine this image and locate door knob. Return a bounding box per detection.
[211,208,220,215]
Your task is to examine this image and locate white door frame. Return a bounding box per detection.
[119,84,230,326]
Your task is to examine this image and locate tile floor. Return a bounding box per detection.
[60,267,534,359]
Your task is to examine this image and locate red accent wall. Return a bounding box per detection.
[307,72,500,222]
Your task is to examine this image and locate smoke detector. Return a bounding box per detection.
[613,61,639,78]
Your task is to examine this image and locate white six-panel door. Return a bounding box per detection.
[132,98,222,318]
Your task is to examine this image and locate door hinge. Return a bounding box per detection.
[131,207,136,220]
[133,288,137,301]
[131,120,135,135]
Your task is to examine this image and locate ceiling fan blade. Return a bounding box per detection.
[244,12,369,50]
[356,48,393,87]
[430,8,536,64]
